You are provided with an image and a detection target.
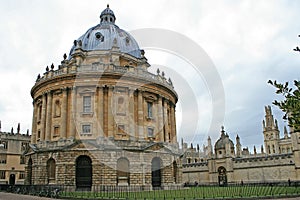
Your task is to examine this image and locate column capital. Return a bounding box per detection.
[46,90,53,95]
[60,86,68,91]
[96,85,104,90]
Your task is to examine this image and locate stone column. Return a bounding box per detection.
[97,86,104,137]
[137,90,144,140]
[128,89,135,139]
[61,88,67,139]
[170,103,176,143]
[40,93,47,141]
[31,101,37,144]
[157,96,164,142]
[45,91,53,141]
[107,86,114,138]
[103,87,108,137]
[70,87,76,139]
[163,99,169,142]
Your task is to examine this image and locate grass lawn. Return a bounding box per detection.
[60,185,300,199]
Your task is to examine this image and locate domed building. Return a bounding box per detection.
[25,5,180,190]
[214,126,235,159]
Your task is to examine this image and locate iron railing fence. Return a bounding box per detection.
[0,181,300,199]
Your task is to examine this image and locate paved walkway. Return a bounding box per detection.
[0,192,63,200]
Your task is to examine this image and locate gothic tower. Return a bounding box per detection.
[263,106,280,154]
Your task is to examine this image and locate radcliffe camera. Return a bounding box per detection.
[0,2,300,200]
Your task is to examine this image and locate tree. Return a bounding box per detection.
[268,80,300,132]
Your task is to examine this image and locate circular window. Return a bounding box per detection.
[95,32,104,41]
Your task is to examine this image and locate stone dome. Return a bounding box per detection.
[214,126,234,150]
[69,5,142,58]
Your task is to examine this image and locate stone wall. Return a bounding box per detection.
[26,147,181,187]
[182,153,297,184]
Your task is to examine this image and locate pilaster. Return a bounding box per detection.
[31,101,37,143]
[107,86,114,138]
[60,87,68,139]
[163,99,169,142]
[97,86,104,137]
[170,103,176,143]
[45,91,53,141]
[128,88,135,139]
[137,90,144,140]
[70,87,76,138]
[157,96,163,141]
[40,93,47,141]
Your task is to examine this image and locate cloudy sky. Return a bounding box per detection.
[0,0,299,151]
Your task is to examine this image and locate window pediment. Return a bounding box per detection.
[78,88,96,96]
[143,92,157,101]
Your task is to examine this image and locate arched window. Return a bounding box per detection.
[218,166,227,186]
[117,157,130,186]
[47,158,56,183]
[173,161,178,183]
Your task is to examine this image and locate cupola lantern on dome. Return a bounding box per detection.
[100,4,116,24]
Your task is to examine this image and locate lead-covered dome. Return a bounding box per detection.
[215,126,234,150]
[69,5,142,58]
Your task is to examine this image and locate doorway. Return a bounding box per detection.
[76,155,92,190]
[151,157,162,188]
[9,174,15,185]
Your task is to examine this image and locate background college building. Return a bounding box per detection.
[0,125,30,185]
[182,106,300,185]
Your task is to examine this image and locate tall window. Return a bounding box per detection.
[117,158,130,186]
[83,96,91,113]
[0,141,8,149]
[0,154,6,164]
[147,102,153,118]
[0,171,5,179]
[82,125,91,134]
[20,155,25,164]
[117,96,125,114]
[19,172,25,179]
[47,158,56,182]
[54,100,61,117]
[21,142,29,151]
